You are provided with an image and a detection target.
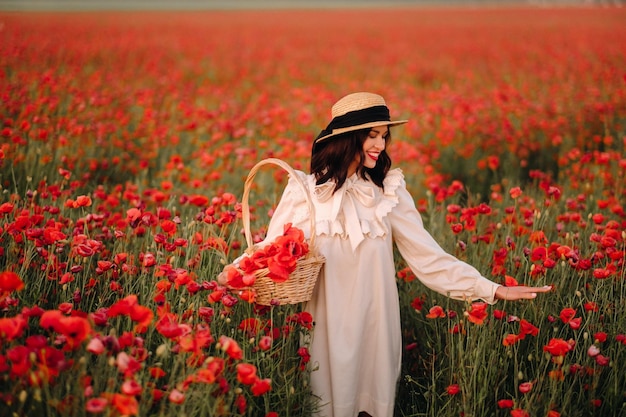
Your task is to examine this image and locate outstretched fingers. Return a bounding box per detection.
[495,285,553,301]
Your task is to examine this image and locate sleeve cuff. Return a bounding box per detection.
[474,278,501,305]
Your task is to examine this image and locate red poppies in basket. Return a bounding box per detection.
[222,224,310,288]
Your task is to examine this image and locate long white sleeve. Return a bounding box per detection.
[389,182,500,304]
[260,172,310,245]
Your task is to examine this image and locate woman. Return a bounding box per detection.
[258,92,551,417]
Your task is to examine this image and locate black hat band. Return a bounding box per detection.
[316,105,391,141]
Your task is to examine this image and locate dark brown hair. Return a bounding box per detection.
[310,127,392,193]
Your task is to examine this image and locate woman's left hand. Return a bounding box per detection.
[495,285,553,301]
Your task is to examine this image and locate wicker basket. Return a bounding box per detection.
[241,158,325,306]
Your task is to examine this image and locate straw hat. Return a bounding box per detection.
[315,92,408,143]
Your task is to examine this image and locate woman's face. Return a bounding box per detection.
[348,125,389,176]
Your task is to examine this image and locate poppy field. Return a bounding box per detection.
[1,6,625,417]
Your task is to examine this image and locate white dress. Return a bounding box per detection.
[262,168,500,417]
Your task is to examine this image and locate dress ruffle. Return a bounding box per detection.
[287,169,405,248]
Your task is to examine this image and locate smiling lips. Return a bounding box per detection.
[367,152,379,161]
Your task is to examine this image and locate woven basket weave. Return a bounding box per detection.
[241,158,325,306]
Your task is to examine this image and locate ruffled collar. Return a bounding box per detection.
[313,174,381,251]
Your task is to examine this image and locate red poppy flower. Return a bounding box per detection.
[0,202,14,214]
[509,187,522,199]
[426,305,446,319]
[237,289,257,303]
[85,397,108,413]
[594,331,607,343]
[179,328,213,357]
[160,219,177,235]
[267,253,297,283]
[447,204,461,214]
[188,195,210,207]
[466,302,488,325]
[108,295,154,333]
[74,195,92,207]
[531,247,547,261]
[191,368,216,385]
[39,310,92,350]
[168,389,185,404]
[451,223,463,234]
[502,334,520,346]
[112,393,138,416]
[446,384,460,395]
[251,378,272,396]
[116,352,142,377]
[221,266,253,289]
[543,338,573,357]
[510,409,529,417]
[207,357,225,378]
[155,314,184,339]
[86,336,105,355]
[239,318,263,337]
[58,302,73,315]
[149,366,167,379]
[236,363,258,385]
[287,311,314,330]
[235,394,247,413]
[519,319,539,338]
[259,335,272,351]
[504,275,518,286]
[493,309,506,320]
[298,346,311,370]
[587,344,600,357]
[239,255,266,274]
[142,253,156,268]
[497,399,514,408]
[397,267,416,282]
[0,271,24,293]
[518,381,533,394]
[207,288,225,303]
[122,379,143,396]
[410,296,424,312]
[221,294,238,307]
[0,315,27,341]
[559,307,576,324]
[595,354,610,366]
[568,317,582,330]
[593,267,613,279]
[219,335,243,360]
[225,223,309,284]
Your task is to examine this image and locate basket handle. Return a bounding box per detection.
[242,158,317,250]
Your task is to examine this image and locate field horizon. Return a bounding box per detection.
[1,0,624,11]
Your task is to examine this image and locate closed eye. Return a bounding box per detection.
[369,128,389,139]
